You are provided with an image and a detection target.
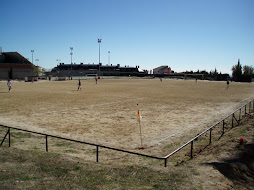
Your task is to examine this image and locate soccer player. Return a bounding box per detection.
[226,80,229,90]
[77,79,82,91]
[7,79,12,92]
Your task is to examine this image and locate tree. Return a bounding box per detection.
[243,65,253,82]
[232,59,242,82]
[243,65,253,76]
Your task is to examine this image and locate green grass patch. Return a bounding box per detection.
[54,140,73,148]
[19,176,39,181]
[0,142,186,189]
[64,149,78,153]
[0,174,12,181]
[12,131,32,138]
[74,165,80,171]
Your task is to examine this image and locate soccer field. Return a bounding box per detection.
[0,78,253,155]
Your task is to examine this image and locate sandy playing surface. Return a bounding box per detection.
[0,78,253,155]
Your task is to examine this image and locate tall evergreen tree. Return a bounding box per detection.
[232,59,242,82]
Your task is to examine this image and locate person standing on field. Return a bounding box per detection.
[95,76,98,84]
[7,79,12,92]
[226,80,229,90]
[77,79,82,91]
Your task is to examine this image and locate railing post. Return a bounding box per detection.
[0,129,9,147]
[96,145,99,163]
[209,129,212,144]
[8,128,10,147]
[249,102,251,113]
[164,158,167,167]
[191,141,193,159]
[46,135,48,152]
[245,105,247,115]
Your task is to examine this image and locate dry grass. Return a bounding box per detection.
[0,78,253,159]
[0,114,253,190]
[0,78,254,189]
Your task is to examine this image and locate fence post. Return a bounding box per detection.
[0,129,9,147]
[96,145,99,163]
[209,129,212,144]
[46,135,48,152]
[8,128,10,147]
[164,158,167,167]
[253,100,254,112]
[249,102,251,113]
[191,141,193,159]
[245,105,247,115]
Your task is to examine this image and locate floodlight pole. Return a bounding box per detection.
[31,50,34,64]
[108,51,110,65]
[98,39,102,76]
[70,47,73,70]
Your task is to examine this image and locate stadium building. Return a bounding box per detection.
[0,51,36,80]
[51,63,145,77]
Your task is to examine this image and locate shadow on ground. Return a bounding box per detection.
[207,143,254,189]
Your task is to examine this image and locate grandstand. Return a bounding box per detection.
[51,63,146,77]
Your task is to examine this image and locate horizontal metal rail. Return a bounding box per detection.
[0,124,161,160]
[163,99,253,160]
[0,99,253,167]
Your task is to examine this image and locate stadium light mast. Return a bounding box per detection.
[108,51,110,65]
[98,39,102,76]
[31,50,34,64]
[70,47,73,70]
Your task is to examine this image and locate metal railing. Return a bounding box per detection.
[0,99,253,167]
[0,124,162,164]
[163,99,253,167]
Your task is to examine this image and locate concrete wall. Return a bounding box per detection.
[0,68,34,80]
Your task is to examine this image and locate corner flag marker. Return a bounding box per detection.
[137,104,143,147]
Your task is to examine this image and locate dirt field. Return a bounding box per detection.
[0,78,253,157]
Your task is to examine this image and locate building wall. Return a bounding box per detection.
[153,66,171,74]
[153,67,166,74]
[0,66,34,79]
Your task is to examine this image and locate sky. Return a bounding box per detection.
[1,0,254,74]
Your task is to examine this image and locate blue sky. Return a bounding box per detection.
[1,0,254,74]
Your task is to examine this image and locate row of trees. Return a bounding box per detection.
[232,59,253,82]
[184,69,229,81]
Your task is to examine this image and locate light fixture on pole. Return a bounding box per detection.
[108,51,110,65]
[70,47,73,70]
[31,50,34,64]
[98,39,102,76]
